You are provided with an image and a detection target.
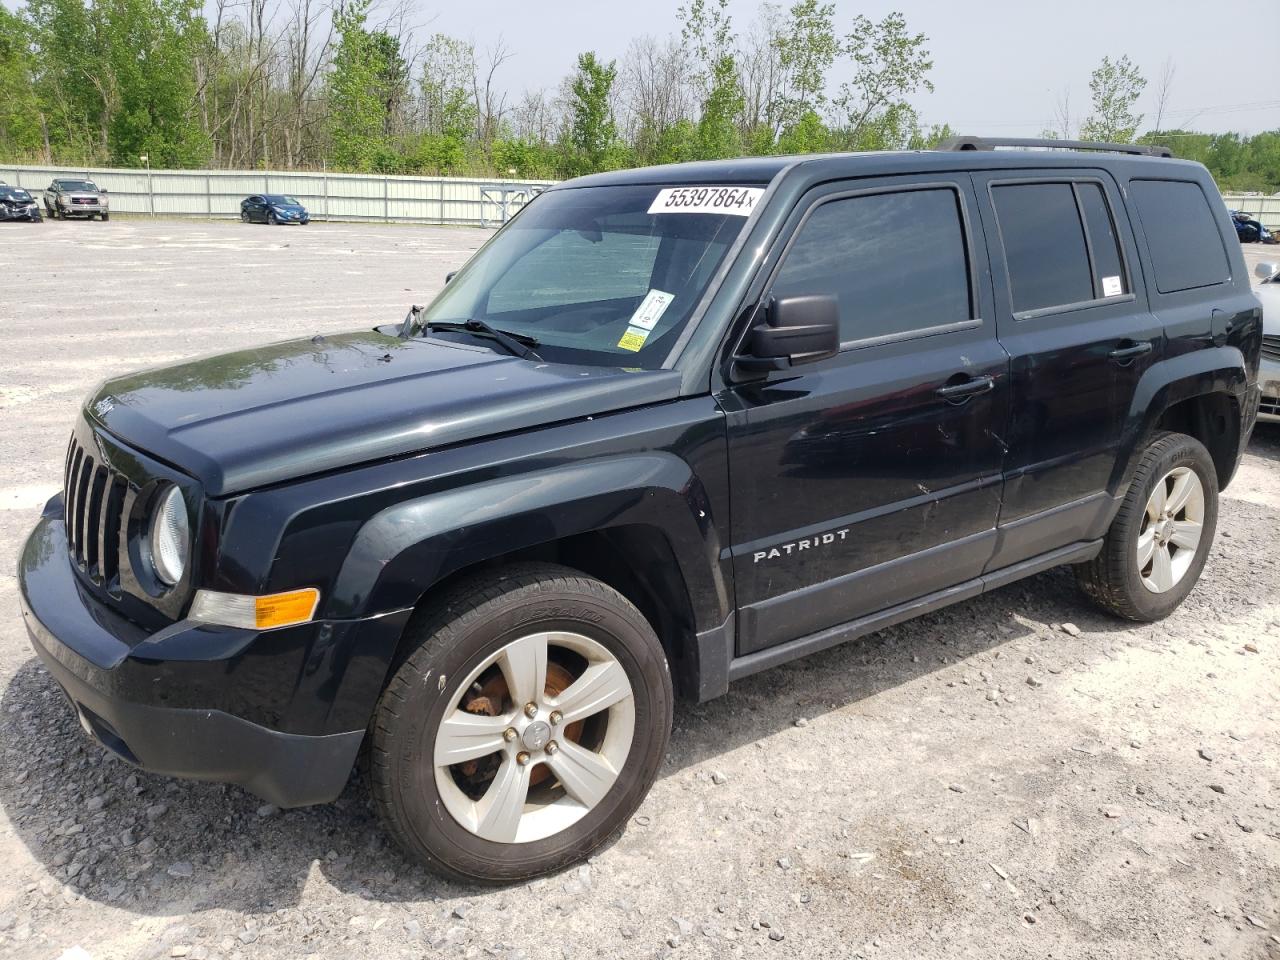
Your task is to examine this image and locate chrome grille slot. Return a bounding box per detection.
[1262,335,1280,364]
[62,436,127,586]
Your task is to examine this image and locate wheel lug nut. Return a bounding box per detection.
[503,727,517,743]
[549,710,563,726]
[545,740,559,755]
[516,752,531,766]
[523,702,538,719]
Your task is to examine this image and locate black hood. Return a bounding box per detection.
[86,331,681,496]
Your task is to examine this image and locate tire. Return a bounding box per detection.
[268,211,280,225]
[369,562,672,884]
[1076,431,1218,621]
[100,211,109,221]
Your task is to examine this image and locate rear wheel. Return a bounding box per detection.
[370,563,672,884]
[1076,432,1218,621]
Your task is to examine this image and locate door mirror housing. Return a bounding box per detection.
[445,271,457,284]
[1255,261,1279,282]
[736,294,840,373]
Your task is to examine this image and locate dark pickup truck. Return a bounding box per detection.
[19,137,1262,883]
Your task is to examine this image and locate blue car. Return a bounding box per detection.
[1229,209,1276,244]
[240,194,310,225]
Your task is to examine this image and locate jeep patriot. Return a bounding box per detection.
[19,137,1263,882]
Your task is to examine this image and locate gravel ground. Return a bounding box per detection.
[0,219,1278,960]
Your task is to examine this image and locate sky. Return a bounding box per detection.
[404,0,1280,137]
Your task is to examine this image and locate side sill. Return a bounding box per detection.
[724,539,1101,687]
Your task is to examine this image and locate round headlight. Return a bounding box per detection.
[148,485,189,586]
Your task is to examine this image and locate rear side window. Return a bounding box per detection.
[992,181,1130,314]
[1130,179,1230,294]
[770,187,972,345]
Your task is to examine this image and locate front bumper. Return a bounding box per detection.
[0,206,41,221]
[1260,356,1280,422]
[17,503,392,807]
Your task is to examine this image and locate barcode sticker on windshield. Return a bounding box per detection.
[617,327,651,352]
[648,186,764,216]
[628,289,675,331]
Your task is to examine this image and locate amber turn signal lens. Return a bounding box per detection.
[254,588,320,629]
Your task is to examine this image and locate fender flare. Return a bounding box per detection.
[1109,345,1248,494]
[327,452,730,631]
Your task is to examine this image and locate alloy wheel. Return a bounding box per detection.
[1137,465,1204,593]
[433,630,635,844]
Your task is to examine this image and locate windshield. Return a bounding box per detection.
[0,187,31,201]
[57,180,98,192]
[420,183,763,369]
[266,195,301,206]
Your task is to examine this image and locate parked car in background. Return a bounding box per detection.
[240,194,310,224]
[0,184,42,222]
[1230,209,1276,244]
[44,179,109,220]
[1253,262,1280,422]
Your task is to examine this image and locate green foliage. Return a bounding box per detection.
[774,0,837,127]
[564,52,619,176]
[0,6,44,157]
[831,12,933,148]
[775,110,829,154]
[327,0,406,172]
[1081,55,1146,143]
[693,55,743,159]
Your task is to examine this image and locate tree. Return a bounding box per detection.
[0,6,46,158]
[327,0,405,171]
[1080,54,1146,143]
[832,12,933,150]
[774,0,836,131]
[564,52,618,176]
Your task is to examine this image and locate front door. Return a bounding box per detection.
[718,175,1009,656]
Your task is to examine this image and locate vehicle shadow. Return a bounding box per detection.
[0,561,1138,917]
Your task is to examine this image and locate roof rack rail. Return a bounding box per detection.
[937,135,1173,159]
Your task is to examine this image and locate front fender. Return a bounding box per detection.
[1110,345,1249,494]
[328,452,729,630]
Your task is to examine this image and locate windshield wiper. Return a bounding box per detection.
[426,318,543,361]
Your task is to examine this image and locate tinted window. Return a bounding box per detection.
[770,188,972,344]
[1131,179,1230,294]
[1076,182,1127,296]
[992,183,1093,313]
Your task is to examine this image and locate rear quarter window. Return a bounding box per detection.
[1130,179,1231,294]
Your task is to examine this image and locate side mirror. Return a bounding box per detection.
[99,188,108,194]
[736,294,840,373]
[1254,262,1279,281]
[445,271,457,284]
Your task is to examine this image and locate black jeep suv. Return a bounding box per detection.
[19,137,1263,883]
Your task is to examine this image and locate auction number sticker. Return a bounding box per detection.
[648,186,764,216]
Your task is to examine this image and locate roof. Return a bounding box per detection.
[553,148,1204,191]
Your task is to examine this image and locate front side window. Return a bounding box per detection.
[769,187,973,345]
[422,183,758,368]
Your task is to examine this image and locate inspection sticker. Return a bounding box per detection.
[1101,275,1123,297]
[628,288,675,331]
[648,186,764,216]
[617,326,651,352]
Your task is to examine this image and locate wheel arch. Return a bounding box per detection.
[329,453,732,700]
[1112,347,1248,494]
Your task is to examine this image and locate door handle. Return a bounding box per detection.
[935,374,995,402]
[1108,340,1153,363]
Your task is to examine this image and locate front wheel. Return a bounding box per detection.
[1076,432,1218,621]
[100,211,109,221]
[370,563,672,884]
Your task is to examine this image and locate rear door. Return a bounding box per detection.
[718,175,1009,656]
[972,170,1160,568]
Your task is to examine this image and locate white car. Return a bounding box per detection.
[1255,263,1280,422]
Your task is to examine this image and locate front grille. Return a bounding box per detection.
[1263,335,1280,364]
[63,436,128,585]
[1261,395,1280,417]
[72,197,96,205]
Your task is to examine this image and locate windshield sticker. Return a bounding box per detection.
[628,289,675,331]
[648,186,764,216]
[617,326,652,352]
[1101,275,1123,297]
